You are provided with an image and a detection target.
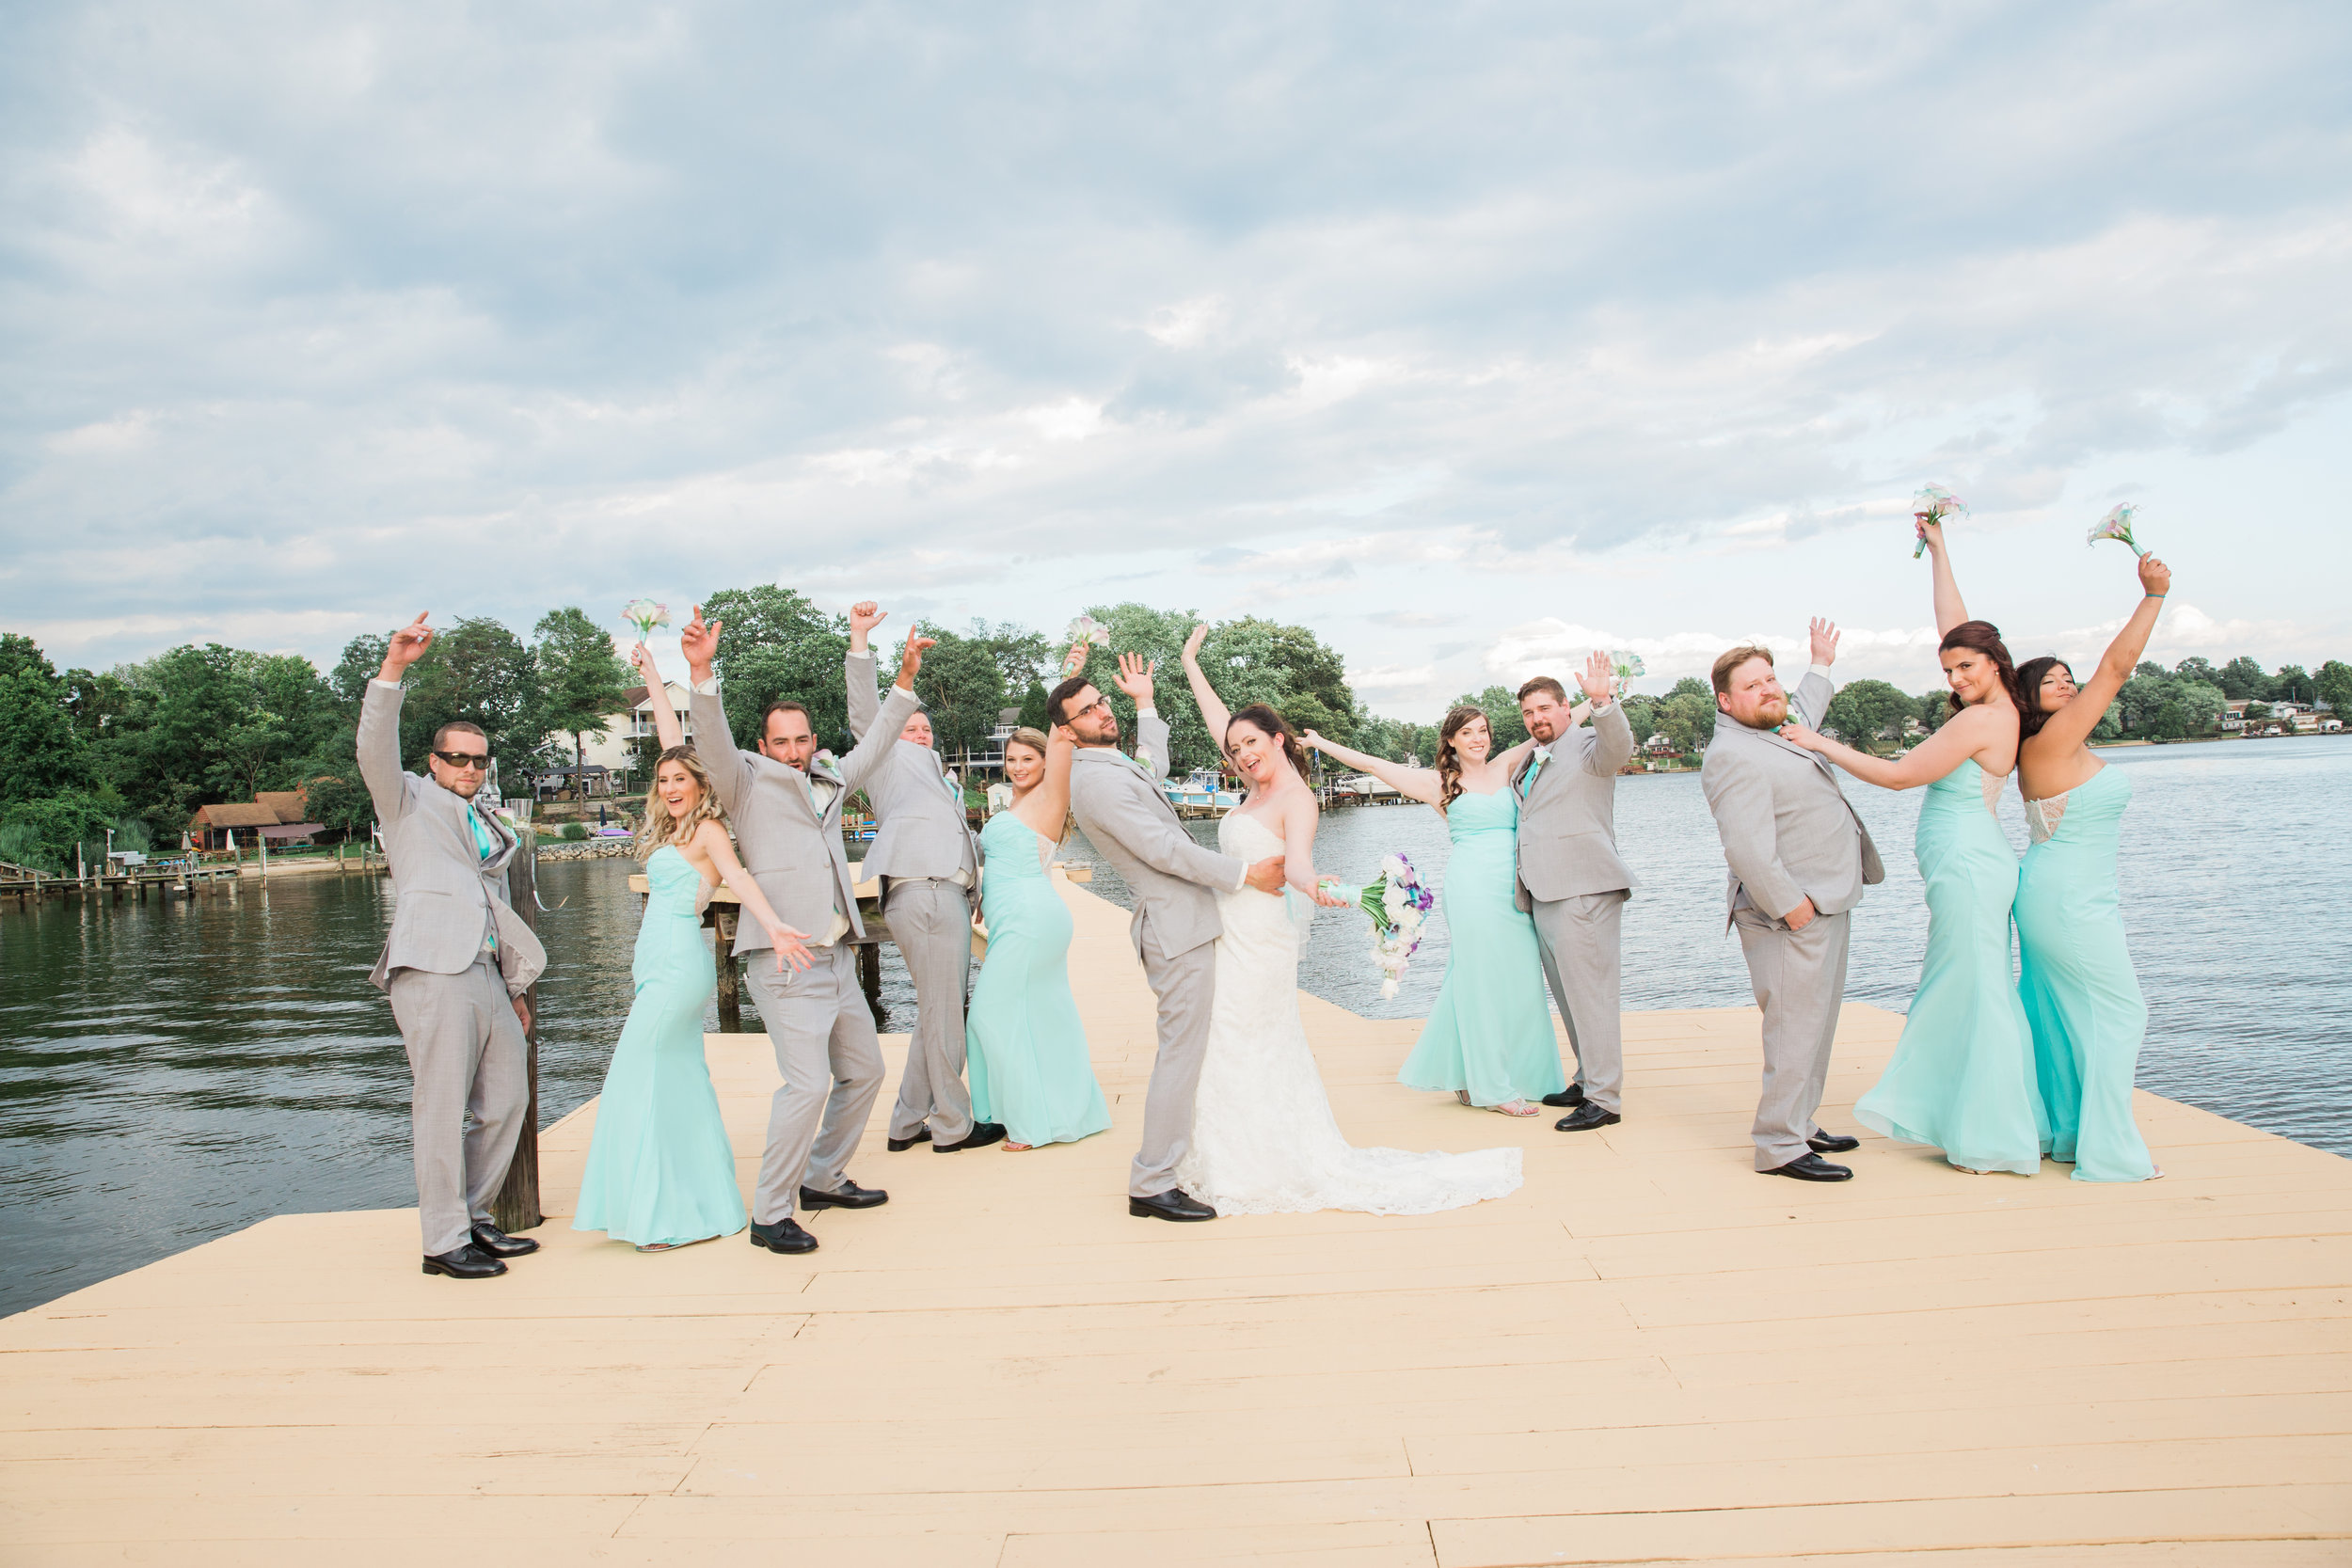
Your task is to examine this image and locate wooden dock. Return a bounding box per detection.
[5,875,2346,1564]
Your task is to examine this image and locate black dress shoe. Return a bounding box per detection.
[422,1244,507,1279]
[1541,1086,1587,1109]
[469,1222,540,1259]
[1807,1131,1861,1155]
[1764,1153,1853,1181]
[1129,1188,1217,1222]
[887,1129,931,1152]
[801,1179,889,1211]
[933,1121,1006,1153]
[1554,1102,1622,1132]
[749,1217,818,1255]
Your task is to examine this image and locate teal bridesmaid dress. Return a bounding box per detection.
[573,846,749,1246]
[2015,765,2156,1181]
[1399,787,1567,1106]
[1855,759,2047,1174]
[965,813,1111,1148]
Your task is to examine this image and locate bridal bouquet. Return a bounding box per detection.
[1610,651,1646,695]
[622,598,670,641]
[1912,485,1965,558]
[1060,614,1110,676]
[1319,852,1437,1001]
[2087,503,2147,557]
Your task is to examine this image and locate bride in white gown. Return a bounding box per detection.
[1171,626,1523,1216]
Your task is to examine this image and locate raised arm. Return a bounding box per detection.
[690,821,814,973]
[1573,651,1634,774]
[1301,731,1444,807]
[1788,620,1840,728]
[843,600,887,742]
[1917,516,1971,636]
[835,636,927,796]
[679,604,759,815]
[1179,624,1232,753]
[360,612,434,822]
[1109,653,1176,781]
[2030,553,2171,755]
[627,642,683,752]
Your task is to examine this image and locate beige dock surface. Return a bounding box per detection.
[6,875,2349,1565]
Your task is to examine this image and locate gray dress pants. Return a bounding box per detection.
[741,941,886,1224]
[882,879,977,1146]
[1732,901,1852,1170]
[1531,890,1629,1114]
[1131,941,1217,1198]
[387,958,530,1255]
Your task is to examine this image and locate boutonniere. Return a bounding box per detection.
[1133,743,1153,773]
[1531,745,1552,764]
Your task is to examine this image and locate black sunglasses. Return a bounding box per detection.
[431,749,491,769]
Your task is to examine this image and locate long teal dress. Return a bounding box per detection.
[1399,788,1567,1106]
[572,846,749,1246]
[966,813,1111,1148]
[1855,760,2047,1174]
[2016,765,2155,1181]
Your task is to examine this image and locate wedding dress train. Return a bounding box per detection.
[1172,812,1523,1216]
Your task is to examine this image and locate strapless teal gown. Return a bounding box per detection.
[1855,760,2047,1174]
[1400,788,1567,1106]
[966,813,1111,1148]
[572,846,748,1245]
[2016,765,2155,1181]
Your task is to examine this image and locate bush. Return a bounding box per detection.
[0,820,60,873]
[2,789,120,870]
[561,821,588,841]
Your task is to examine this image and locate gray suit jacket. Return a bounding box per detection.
[845,650,982,907]
[1698,671,1885,922]
[358,681,545,995]
[690,678,917,955]
[1511,700,1637,908]
[1066,715,1247,963]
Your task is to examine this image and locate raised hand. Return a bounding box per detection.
[1578,649,1614,705]
[1300,729,1327,752]
[1808,617,1841,666]
[896,632,937,689]
[2137,552,2172,598]
[628,641,660,682]
[1244,854,1287,895]
[1113,651,1155,706]
[1183,623,1209,663]
[849,600,887,651]
[1915,512,1946,555]
[377,612,435,681]
[680,605,722,677]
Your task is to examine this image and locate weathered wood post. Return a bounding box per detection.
[856,940,884,1027]
[713,908,741,1032]
[491,827,543,1233]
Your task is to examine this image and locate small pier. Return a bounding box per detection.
[3,878,2345,1562]
[1,856,259,907]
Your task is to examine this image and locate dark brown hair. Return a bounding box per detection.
[1224,704,1311,785]
[431,719,486,752]
[1045,675,1090,727]
[2012,656,2074,740]
[1434,705,1491,812]
[1710,644,1774,696]
[1516,675,1568,705]
[1939,620,2024,716]
[757,699,811,740]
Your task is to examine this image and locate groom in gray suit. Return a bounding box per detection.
[1700,621,1884,1181]
[1056,654,1287,1221]
[842,602,1001,1155]
[360,612,548,1279]
[1510,651,1638,1133]
[683,605,925,1256]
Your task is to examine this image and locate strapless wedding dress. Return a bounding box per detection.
[1171,812,1523,1216]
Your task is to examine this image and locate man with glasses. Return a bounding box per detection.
[1055,658,1286,1222]
[361,612,548,1279]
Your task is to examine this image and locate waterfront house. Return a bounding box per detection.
[187,789,325,851]
[579,681,698,788]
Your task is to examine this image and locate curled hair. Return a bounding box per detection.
[1224,704,1311,788]
[1434,705,1491,812]
[1939,620,2024,716]
[2013,656,2074,741]
[638,746,730,861]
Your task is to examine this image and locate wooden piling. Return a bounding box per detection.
[712,909,741,1033]
[488,832,543,1235]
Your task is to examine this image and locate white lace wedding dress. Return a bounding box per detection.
[1173,812,1524,1215]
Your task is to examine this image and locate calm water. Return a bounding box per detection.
[2,737,2345,1315]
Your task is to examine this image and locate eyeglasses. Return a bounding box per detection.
[431,750,491,770]
[1071,696,1113,721]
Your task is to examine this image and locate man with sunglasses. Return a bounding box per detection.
[361,612,548,1279]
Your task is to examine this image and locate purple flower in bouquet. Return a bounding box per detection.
[2087,503,2147,557]
[1319,851,1436,1000]
[1912,485,1965,558]
[622,598,670,641]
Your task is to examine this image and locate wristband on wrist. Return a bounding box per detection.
[2145,592,2167,599]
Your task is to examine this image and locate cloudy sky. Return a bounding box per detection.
[5,2,2347,717]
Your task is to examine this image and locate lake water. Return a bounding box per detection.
[3,736,2345,1316]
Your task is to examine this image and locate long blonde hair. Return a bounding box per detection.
[638,746,729,860]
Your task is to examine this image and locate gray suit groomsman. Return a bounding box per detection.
[1055,654,1287,1221]
[1509,652,1638,1133]
[359,613,548,1279]
[842,605,1000,1155]
[1699,621,1885,1181]
[682,605,925,1256]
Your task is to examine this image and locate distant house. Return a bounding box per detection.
[188,787,325,850]
[1643,732,1677,755]
[579,681,698,787]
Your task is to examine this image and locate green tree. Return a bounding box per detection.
[1821,679,1915,754]
[394,617,547,782]
[2172,657,2220,688]
[2271,663,2314,705]
[0,638,98,804]
[2315,661,2352,723]
[1015,680,1050,733]
[1915,689,1953,736]
[1443,686,1530,752]
[1657,689,1717,757]
[907,621,1009,762]
[2090,701,2122,742]
[1618,693,1661,749]
[1075,603,1207,767]
[2117,671,2178,736]
[702,584,850,750]
[328,633,390,712]
[1,789,119,870]
[2216,657,2269,700]
[2177,680,2227,736]
[533,607,635,795]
